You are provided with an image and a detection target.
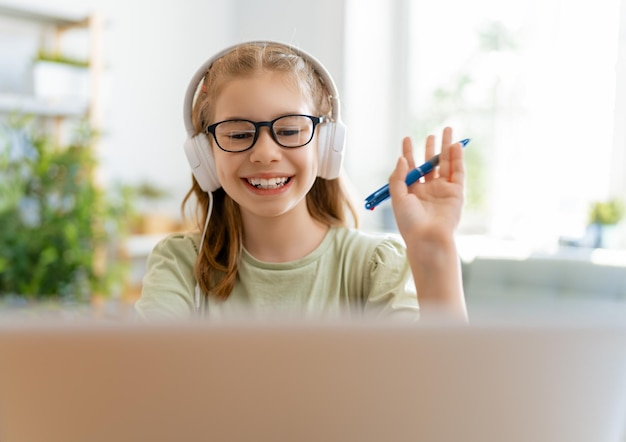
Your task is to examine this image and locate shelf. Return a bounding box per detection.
[0,94,88,117]
[0,3,87,28]
[0,2,101,138]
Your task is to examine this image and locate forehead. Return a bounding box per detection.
[214,71,314,120]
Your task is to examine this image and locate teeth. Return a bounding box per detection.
[247,177,289,189]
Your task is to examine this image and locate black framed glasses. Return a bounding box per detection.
[206,114,326,153]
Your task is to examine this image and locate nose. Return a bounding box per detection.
[249,127,282,164]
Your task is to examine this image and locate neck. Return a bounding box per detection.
[241,206,329,263]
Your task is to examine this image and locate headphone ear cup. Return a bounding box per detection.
[183,134,221,192]
[317,120,346,180]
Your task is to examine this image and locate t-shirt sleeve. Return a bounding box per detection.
[134,234,198,320]
[362,237,419,321]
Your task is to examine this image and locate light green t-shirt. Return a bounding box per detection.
[135,226,418,321]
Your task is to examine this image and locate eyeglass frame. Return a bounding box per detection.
[205,114,326,153]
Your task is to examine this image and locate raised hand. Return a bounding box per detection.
[388,126,468,319]
[388,126,465,246]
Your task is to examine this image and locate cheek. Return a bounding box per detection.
[299,144,319,182]
[308,140,320,172]
[212,148,232,184]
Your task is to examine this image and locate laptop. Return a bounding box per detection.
[0,317,625,442]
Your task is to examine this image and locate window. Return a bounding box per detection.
[345,0,625,249]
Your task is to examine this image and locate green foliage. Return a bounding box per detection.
[35,49,90,68]
[133,180,170,201]
[478,21,519,52]
[588,199,625,226]
[0,119,132,300]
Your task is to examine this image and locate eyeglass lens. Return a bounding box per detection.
[214,115,315,152]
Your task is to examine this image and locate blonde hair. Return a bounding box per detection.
[183,42,358,300]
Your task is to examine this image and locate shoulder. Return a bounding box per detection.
[149,232,200,262]
[330,227,406,260]
[327,227,407,273]
[144,232,201,276]
[329,228,416,317]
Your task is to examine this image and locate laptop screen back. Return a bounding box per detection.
[0,321,625,442]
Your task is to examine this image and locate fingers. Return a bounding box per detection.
[441,126,453,152]
[401,126,464,185]
[423,134,436,182]
[402,137,416,170]
[389,155,410,201]
[424,127,451,182]
[448,142,465,185]
[438,139,465,184]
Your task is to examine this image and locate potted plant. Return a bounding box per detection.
[0,117,132,307]
[32,49,90,103]
[587,198,625,248]
[129,180,176,234]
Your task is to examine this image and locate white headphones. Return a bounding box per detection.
[182,40,346,193]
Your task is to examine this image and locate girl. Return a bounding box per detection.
[135,41,467,321]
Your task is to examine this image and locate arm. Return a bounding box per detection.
[388,127,468,321]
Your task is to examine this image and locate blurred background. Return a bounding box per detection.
[1,0,626,318]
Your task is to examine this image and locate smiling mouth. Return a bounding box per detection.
[246,177,291,189]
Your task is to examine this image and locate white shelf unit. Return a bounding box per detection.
[0,2,102,142]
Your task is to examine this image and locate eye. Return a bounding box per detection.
[275,126,302,137]
[227,130,255,140]
[215,120,256,143]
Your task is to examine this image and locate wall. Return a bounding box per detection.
[343,0,410,230]
[99,0,233,216]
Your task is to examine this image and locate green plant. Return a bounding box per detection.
[0,118,132,301]
[35,49,89,68]
[133,181,170,200]
[588,199,625,226]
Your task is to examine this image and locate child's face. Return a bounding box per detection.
[211,71,319,221]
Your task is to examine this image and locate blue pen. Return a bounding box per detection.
[364,138,470,211]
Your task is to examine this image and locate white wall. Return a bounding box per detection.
[231,0,346,94]
[343,0,410,230]
[99,0,234,216]
[612,0,626,200]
